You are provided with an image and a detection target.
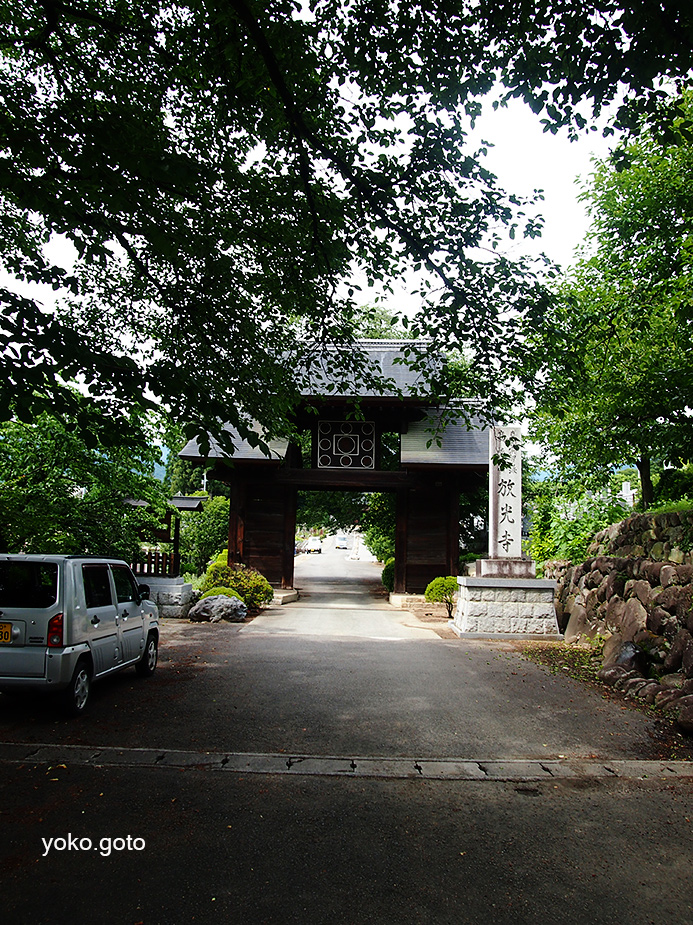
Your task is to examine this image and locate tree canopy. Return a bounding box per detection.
[2,2,692,445]
[0,407,170,557]
[520,94,693,506]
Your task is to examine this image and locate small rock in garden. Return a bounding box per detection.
[614,669,644,690]
[654,689,683,709]
[188,595,248,623]
[609,641,647,673]
[659,672,685,689]
[641,683,664,704]
[623,678,650,697]
[674,695,693,734]
[597,665,629,686]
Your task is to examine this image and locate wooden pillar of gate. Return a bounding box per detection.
[227,480,246,565]
[280,487,297,589]
[394,488,408,594]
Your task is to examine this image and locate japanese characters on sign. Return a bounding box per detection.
[489,426,522,559]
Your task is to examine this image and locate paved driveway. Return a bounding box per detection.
[1,539,692,924]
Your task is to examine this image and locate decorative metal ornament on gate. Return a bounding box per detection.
[316,421,376,469]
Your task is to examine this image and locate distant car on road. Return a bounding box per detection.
[306,537,323,554]
[335,535,349,549]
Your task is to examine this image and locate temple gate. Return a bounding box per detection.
[179,341,489,594]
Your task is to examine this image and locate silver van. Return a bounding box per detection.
[0,555,159,715]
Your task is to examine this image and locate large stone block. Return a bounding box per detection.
[564,601,588,642]
[477,558,536,579]
[525,590,548,603]
[476,616,503,633]
[605,595,626,628]
[159,605,190,620]
[454,576,559,637]
[621,598,647,641]
[466,601,488,620]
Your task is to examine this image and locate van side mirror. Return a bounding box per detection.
[138,584,151,601]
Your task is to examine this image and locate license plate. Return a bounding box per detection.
[0,622,12,644]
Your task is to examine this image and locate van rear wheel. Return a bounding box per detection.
[61,660,91,716]
[135,633,158,677]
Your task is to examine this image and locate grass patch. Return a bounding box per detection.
[644,499,693,515]
[521,641,602,685]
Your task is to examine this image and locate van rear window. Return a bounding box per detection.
[0,562,59,608]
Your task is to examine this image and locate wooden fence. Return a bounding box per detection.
[131,551,180,578]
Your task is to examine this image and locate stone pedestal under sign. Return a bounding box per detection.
[144,577,194,620]
[452,576,559,637]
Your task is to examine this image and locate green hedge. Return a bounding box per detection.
[200,555,274,611]
[424,576,458,619]
[381,558,395,593]
[200,586,244,601]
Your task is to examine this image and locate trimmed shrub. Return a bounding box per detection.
[200,586,244,602]
[381,558,395,593]
[200,558,273,611]
[424,576,458,619]
[201,561,236,591]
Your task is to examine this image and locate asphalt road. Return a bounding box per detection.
[1,538,692,924]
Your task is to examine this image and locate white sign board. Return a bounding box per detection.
[488,426,522,559]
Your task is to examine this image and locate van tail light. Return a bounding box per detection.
[47,613,64,648]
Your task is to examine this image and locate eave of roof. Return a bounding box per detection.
[401,409,489,468]
[179,423,289,464]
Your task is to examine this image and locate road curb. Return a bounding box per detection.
[1,742,691,782]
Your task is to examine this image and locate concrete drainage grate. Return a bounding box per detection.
[0,742,691,782]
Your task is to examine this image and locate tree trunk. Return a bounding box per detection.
[637,455,654,509]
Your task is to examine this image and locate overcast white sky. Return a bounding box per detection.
[476,100,617,267]
[374,99,619,314]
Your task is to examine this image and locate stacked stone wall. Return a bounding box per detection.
[546,510,693,642]
[145,579,194,619]
[544,509,693,733]
[586,509,693,563]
